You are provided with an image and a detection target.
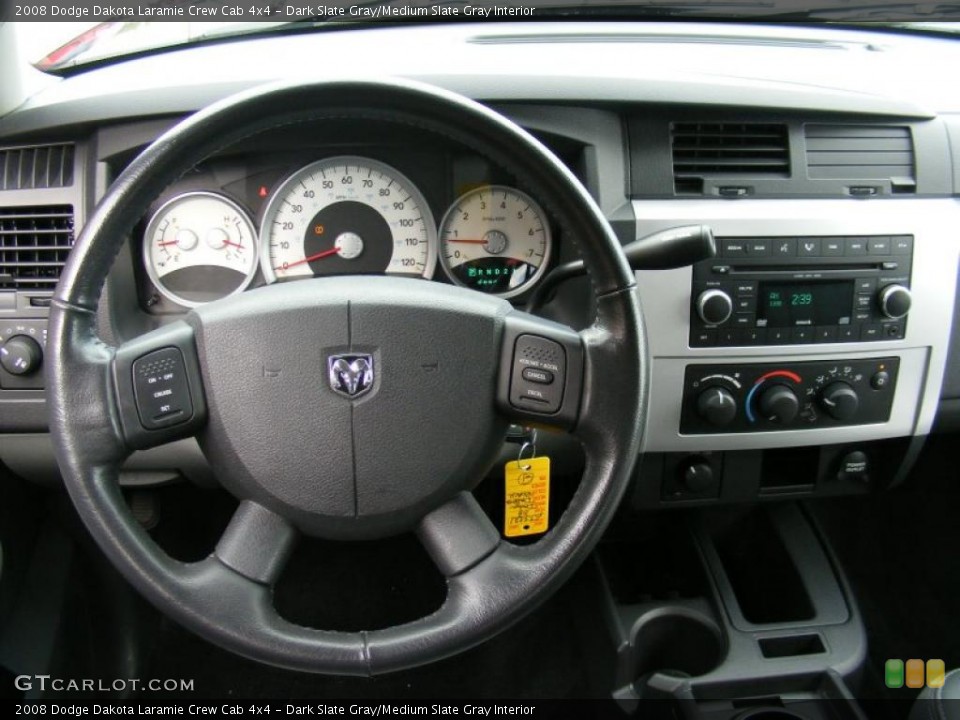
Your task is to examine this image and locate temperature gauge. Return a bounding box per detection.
[144,192,258,307]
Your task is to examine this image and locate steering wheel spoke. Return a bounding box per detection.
[495,311,585,432]
[417,492,500,578]
[214,500,298,585]
[110,320,208,451]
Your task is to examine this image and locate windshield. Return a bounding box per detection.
[16,4,960,73]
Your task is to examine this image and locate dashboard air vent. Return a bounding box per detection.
[671,123,790,189]
[804,125,914,188]
[0,206,75,290]
[0,144,75,191]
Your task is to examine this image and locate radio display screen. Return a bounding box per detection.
[758,281,853,327]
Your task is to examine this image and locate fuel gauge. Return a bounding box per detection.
[144,192,258,307]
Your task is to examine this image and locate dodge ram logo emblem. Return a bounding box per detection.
[328,354,374,398]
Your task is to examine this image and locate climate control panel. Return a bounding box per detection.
[680,357,899,434]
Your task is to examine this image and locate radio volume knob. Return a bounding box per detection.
[878,284,912,320]
[696,289,733,325]
[820,381,860,421]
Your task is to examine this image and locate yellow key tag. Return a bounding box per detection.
[504,456,550,538]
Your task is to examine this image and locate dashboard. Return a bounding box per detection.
[1,21,960,506]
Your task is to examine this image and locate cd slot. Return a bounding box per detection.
[725,265,881,279]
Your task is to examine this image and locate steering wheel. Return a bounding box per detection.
[46,78,646,675]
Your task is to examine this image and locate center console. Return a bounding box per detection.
[632,198,960,505]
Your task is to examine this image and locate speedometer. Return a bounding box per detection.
[438,186,552,299]
[260,156,437,283]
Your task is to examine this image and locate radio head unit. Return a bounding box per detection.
[690,235,913,347]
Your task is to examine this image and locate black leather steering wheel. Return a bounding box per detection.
[46,78,646,675]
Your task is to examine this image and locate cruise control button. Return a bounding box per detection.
[522,367,554,384]
[132,348,194,430]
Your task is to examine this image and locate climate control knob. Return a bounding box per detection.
[757,384,799,424]
[696,386,737,427]
[0,335,43,376]
[820,381,860,421]
[878,284,912,320]
[696,289,733,325]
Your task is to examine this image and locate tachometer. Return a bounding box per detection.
[260,156,437,283]
[143,192,258,308]
[438,186,552,299]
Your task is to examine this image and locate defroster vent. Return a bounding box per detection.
[0,206,75,290]
[0,144,74,191]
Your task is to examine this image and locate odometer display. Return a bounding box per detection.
[438,186,552,299]
[260,156,437,283]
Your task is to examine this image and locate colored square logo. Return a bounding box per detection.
[927,660,946,688]
[885,659,904,688]
[906,659,925,688]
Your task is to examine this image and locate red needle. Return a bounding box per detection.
[223,239,245,250]
[276,246,339,271]
[446,239,487,244]
[158,241,179,247]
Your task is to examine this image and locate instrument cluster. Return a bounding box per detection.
[137,148,556,311]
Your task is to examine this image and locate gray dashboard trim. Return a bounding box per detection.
[633,198,960,452]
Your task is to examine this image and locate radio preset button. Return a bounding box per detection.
[742,328,765,345]
[719,329,739,345]
[814,326,838,343]
[767,328,789,344]
[838,326,857,341]
[792,327,813,343]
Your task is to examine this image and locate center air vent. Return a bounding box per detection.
[804,124,915,190]
[0,206,75,290]
[0,144,74,191]
[671,123,790,188]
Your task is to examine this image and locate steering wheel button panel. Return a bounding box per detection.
[132,347,194,430]
[510,334,565,412]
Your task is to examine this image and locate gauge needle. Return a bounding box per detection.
[223,239,245,250]
[276,246,340,271]
[446,239,487,244]
[157,241,179,247]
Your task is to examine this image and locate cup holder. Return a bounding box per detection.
[630,607,725,683]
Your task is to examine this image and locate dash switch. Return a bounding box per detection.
[132,347,194,430]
